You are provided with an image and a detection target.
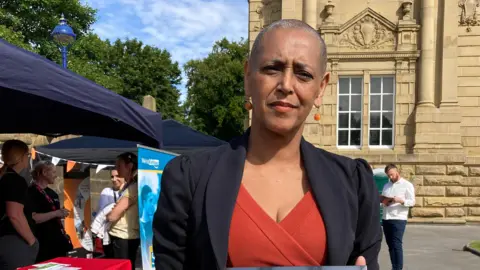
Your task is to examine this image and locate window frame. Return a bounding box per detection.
[336,76,364,149]
[368,75,396,149]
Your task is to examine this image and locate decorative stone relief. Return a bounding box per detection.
[324,0,336,25]
[340,15,395,50]
[254,0,281,31]
[459,0,480,31]
[401,1,413,21]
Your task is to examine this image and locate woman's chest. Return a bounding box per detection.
[241,168,309,223]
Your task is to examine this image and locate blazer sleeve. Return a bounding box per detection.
[349,158,382,270]
[152,155,194,270]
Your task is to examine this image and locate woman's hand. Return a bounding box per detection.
[355,256,366,266]
[55,208,69,218]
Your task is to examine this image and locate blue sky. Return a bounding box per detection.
[81,0,249,101]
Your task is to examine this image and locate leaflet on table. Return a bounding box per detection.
[32,262,82,270]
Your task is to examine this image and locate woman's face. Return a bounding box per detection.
[20,151,30,170]
[43,165,57,184]
[111,170,124,190]
[115,159,131,179]
[245,28,330,135]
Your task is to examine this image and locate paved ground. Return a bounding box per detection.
[135,224,480,269]
[379,224,480,270]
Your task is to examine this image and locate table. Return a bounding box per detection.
[19,257,131,270]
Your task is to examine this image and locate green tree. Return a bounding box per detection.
[0,24,33,51]
[0,1,183,119]
[109,39,183,120]
[0,0,96,61]
[67,33,123,92]
[184,38,249,141]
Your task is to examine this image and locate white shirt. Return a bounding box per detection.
[97,187,120,213]
[91,203,115,245]
[381,178,415,220]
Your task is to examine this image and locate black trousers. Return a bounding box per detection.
[110,235,140,270]
[0,235,39,270]
[103,243,114,258]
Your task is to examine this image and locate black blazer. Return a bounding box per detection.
[152,131,382,270]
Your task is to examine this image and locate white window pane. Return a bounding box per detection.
[338,113,349,128]
[351,95,362,111]
[382,95,394,111]
[339,96,349,111]
[370,95,381,111]
[382,112,393,128]
[382,130,393,146]
[338,130,349,146]
[339,78,349,94]
[351,113,362,129]
[350,130,361,146]
[351,78,362,94]
[371,77,381,93]
[383,77,394,93]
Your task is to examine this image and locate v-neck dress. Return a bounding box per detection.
[227,185,327,267]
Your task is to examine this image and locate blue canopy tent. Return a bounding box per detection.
[0,38,162,148]
[34,119,226,164]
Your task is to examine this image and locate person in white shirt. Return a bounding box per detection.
[96,170,125,257]
[380,164,415,270]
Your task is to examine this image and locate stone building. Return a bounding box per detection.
[247,0,480,223]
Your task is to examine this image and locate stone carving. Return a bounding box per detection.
[459,0,480,31]
[340,15,395,50]
[254,0,281,31]
[402,1,413,20]
[324,0,335,24]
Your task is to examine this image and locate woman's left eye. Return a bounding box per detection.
[297,72,313,80]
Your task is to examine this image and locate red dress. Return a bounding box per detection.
[227,185,327,267]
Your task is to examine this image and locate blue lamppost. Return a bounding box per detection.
[51,14,76,69]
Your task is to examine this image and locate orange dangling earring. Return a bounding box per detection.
[244,97,253,111]
[313,105,321,121]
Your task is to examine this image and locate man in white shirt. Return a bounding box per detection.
[381,164,415,270]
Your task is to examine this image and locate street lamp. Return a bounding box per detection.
[51,14,76,69]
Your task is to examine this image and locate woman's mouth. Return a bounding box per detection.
[268,101,298,113]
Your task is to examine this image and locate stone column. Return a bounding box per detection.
[142,95,156,111]
[440,0,459,107]
[418,0,435,107]
[303,0,317,28]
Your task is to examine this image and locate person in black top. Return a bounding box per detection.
[29,161,73,262]
[0,140,39,270]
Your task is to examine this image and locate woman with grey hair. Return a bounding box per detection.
[28,161,73,262]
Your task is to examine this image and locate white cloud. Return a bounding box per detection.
[82,0,248,101]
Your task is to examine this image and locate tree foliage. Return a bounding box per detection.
[184,38,249,141]
[0,0,182,120]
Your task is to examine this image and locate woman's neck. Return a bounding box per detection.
[10,164,25,175]
[35,178,49,189]
[247,121,304,165]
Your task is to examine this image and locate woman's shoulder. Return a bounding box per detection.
[308,145,370,177]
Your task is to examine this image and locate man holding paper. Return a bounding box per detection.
[380,164,415,270]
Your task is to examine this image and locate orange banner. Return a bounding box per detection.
[63,168,92,251]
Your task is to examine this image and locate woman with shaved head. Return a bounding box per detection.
[153,19,382,270]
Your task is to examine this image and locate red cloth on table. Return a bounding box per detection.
[19,257,131,270]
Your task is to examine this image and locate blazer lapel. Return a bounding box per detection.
[205,131,248,269]
[300,138,349,265]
